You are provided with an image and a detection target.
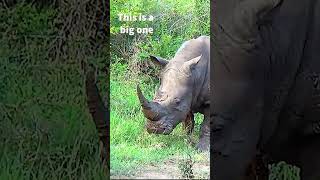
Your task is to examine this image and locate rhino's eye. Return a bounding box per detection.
[154,91,168,101]
[174,98,181,105]
[155,90,163,97]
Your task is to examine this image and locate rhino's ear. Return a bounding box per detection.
[149,55,168,68]
[183,55,202,71]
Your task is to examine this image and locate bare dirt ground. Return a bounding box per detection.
[111,154,210,179]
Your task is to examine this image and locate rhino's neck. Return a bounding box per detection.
[172,36,210,114]
[190,55,210,113]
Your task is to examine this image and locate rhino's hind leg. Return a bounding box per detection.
[196,113,210,151]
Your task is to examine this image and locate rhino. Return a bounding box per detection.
[137,36,210,151]
[213,0,320,179]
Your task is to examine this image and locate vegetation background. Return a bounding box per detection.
[0,0,109,179]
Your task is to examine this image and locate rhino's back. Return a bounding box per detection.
[173,36,210,63]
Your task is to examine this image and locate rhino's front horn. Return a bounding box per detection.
[137,84,161,121]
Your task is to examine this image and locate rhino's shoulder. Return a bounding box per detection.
[193,36,210,47]
[176,36,209,55]
[196,35,209,41]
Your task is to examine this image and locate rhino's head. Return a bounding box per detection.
[137,55,201,135]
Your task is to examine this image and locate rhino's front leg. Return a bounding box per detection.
[196,110,210,151]
[182,112,195,135]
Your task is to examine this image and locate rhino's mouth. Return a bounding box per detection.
[145,118,176,135]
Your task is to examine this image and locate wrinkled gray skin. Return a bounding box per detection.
[214,0,320,179]
[137,36,210,151]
